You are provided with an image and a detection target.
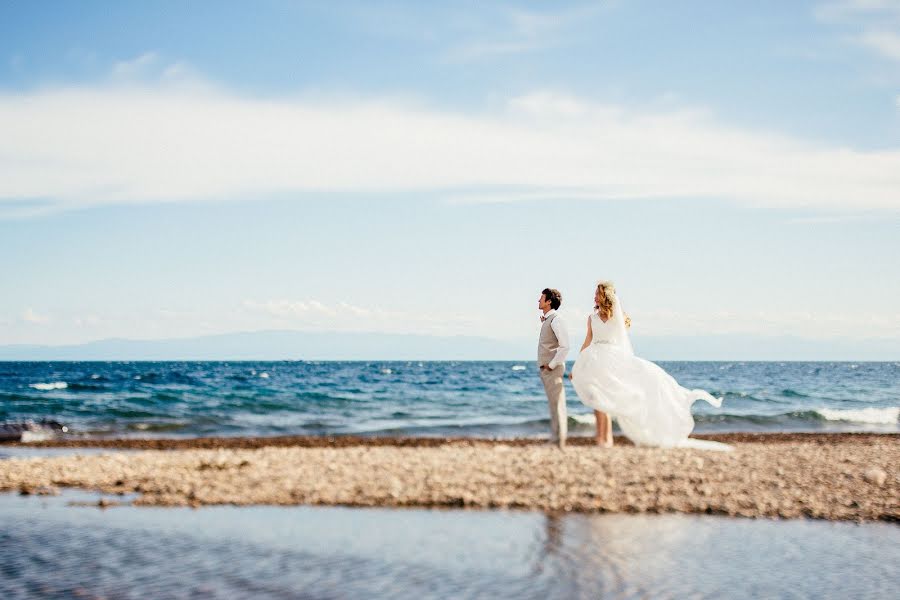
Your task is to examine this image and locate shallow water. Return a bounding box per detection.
[2,361,898,439]
[1,491,897,599]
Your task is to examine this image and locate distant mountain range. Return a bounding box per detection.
[0,330,528,361]
[0,329,897,361]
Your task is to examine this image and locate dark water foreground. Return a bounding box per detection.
[1,491,897,599]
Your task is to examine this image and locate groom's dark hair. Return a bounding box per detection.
[542,288,562,310]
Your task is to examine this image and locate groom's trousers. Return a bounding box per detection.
[540,365,567,446]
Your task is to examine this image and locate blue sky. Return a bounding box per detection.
[1,1,898,358]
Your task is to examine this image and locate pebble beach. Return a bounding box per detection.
[3,433,897,522]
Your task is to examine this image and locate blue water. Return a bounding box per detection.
[1,361,898,439]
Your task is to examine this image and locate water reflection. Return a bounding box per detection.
[1,492,897,599]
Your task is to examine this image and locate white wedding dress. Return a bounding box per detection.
[571,298,730,450]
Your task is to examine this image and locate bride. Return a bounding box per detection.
[570,281,728,450]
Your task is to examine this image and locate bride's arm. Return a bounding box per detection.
[568,316,593,380]
[580,316,593,352]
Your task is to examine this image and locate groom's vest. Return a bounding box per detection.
[537,313,560,367]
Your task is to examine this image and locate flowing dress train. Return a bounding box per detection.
[572,308,729,450]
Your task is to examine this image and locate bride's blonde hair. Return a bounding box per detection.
[595,281,615,319]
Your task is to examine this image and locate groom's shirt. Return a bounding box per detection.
[541,309,570,370]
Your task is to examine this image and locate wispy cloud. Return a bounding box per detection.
[816,1,900,61]
[242,299,478,336]
[443,4,603,61]
[858,30,900,60]
[107,52,202,84]
[447,40,549,61]
[1,77,898,216]
[111,52,159,79]
[815,0,900,23]
[0,300,484,345]
[3,300,897,346]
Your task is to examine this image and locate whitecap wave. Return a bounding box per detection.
[816,407,899,424]
[511,365,526,371]
[29,381,67,391]
[19,430,53,442]
[259,372,270,379]
[570,413,596,425]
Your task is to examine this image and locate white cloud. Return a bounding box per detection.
[2,299,897,347]
[0,83,898,216]
[161,61,199,81]
[507,91,589,118]
[816,0,900,23]
[444,4,603,61]
[109,53,202,84]
[242,299,478,335]
[22,308,49,324]
[858,30,900,60]
[0,301,485,345]
[816,1,900,60]
[111,52,159,79]
[447,40,548,61]
[244,299,339,319]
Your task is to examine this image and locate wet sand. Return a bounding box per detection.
[1,434,897,522]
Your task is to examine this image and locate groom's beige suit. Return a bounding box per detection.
[537,310,569,446]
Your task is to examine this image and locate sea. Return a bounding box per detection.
[2,360,899,599]
[1,360,898,439]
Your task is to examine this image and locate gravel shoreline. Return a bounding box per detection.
[5,431,896,450]
[1,434,896,522]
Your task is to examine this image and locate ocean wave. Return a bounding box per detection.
[29,382,68,391]
[695,408,900,426]
[815,407,899,425]
[720,392,772,403]
[19,430,55,442]
[570,413,596,425]
[511,365,527,371]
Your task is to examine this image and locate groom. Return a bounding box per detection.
[537,288,570,449]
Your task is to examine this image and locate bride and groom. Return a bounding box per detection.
[537,283,726,450]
